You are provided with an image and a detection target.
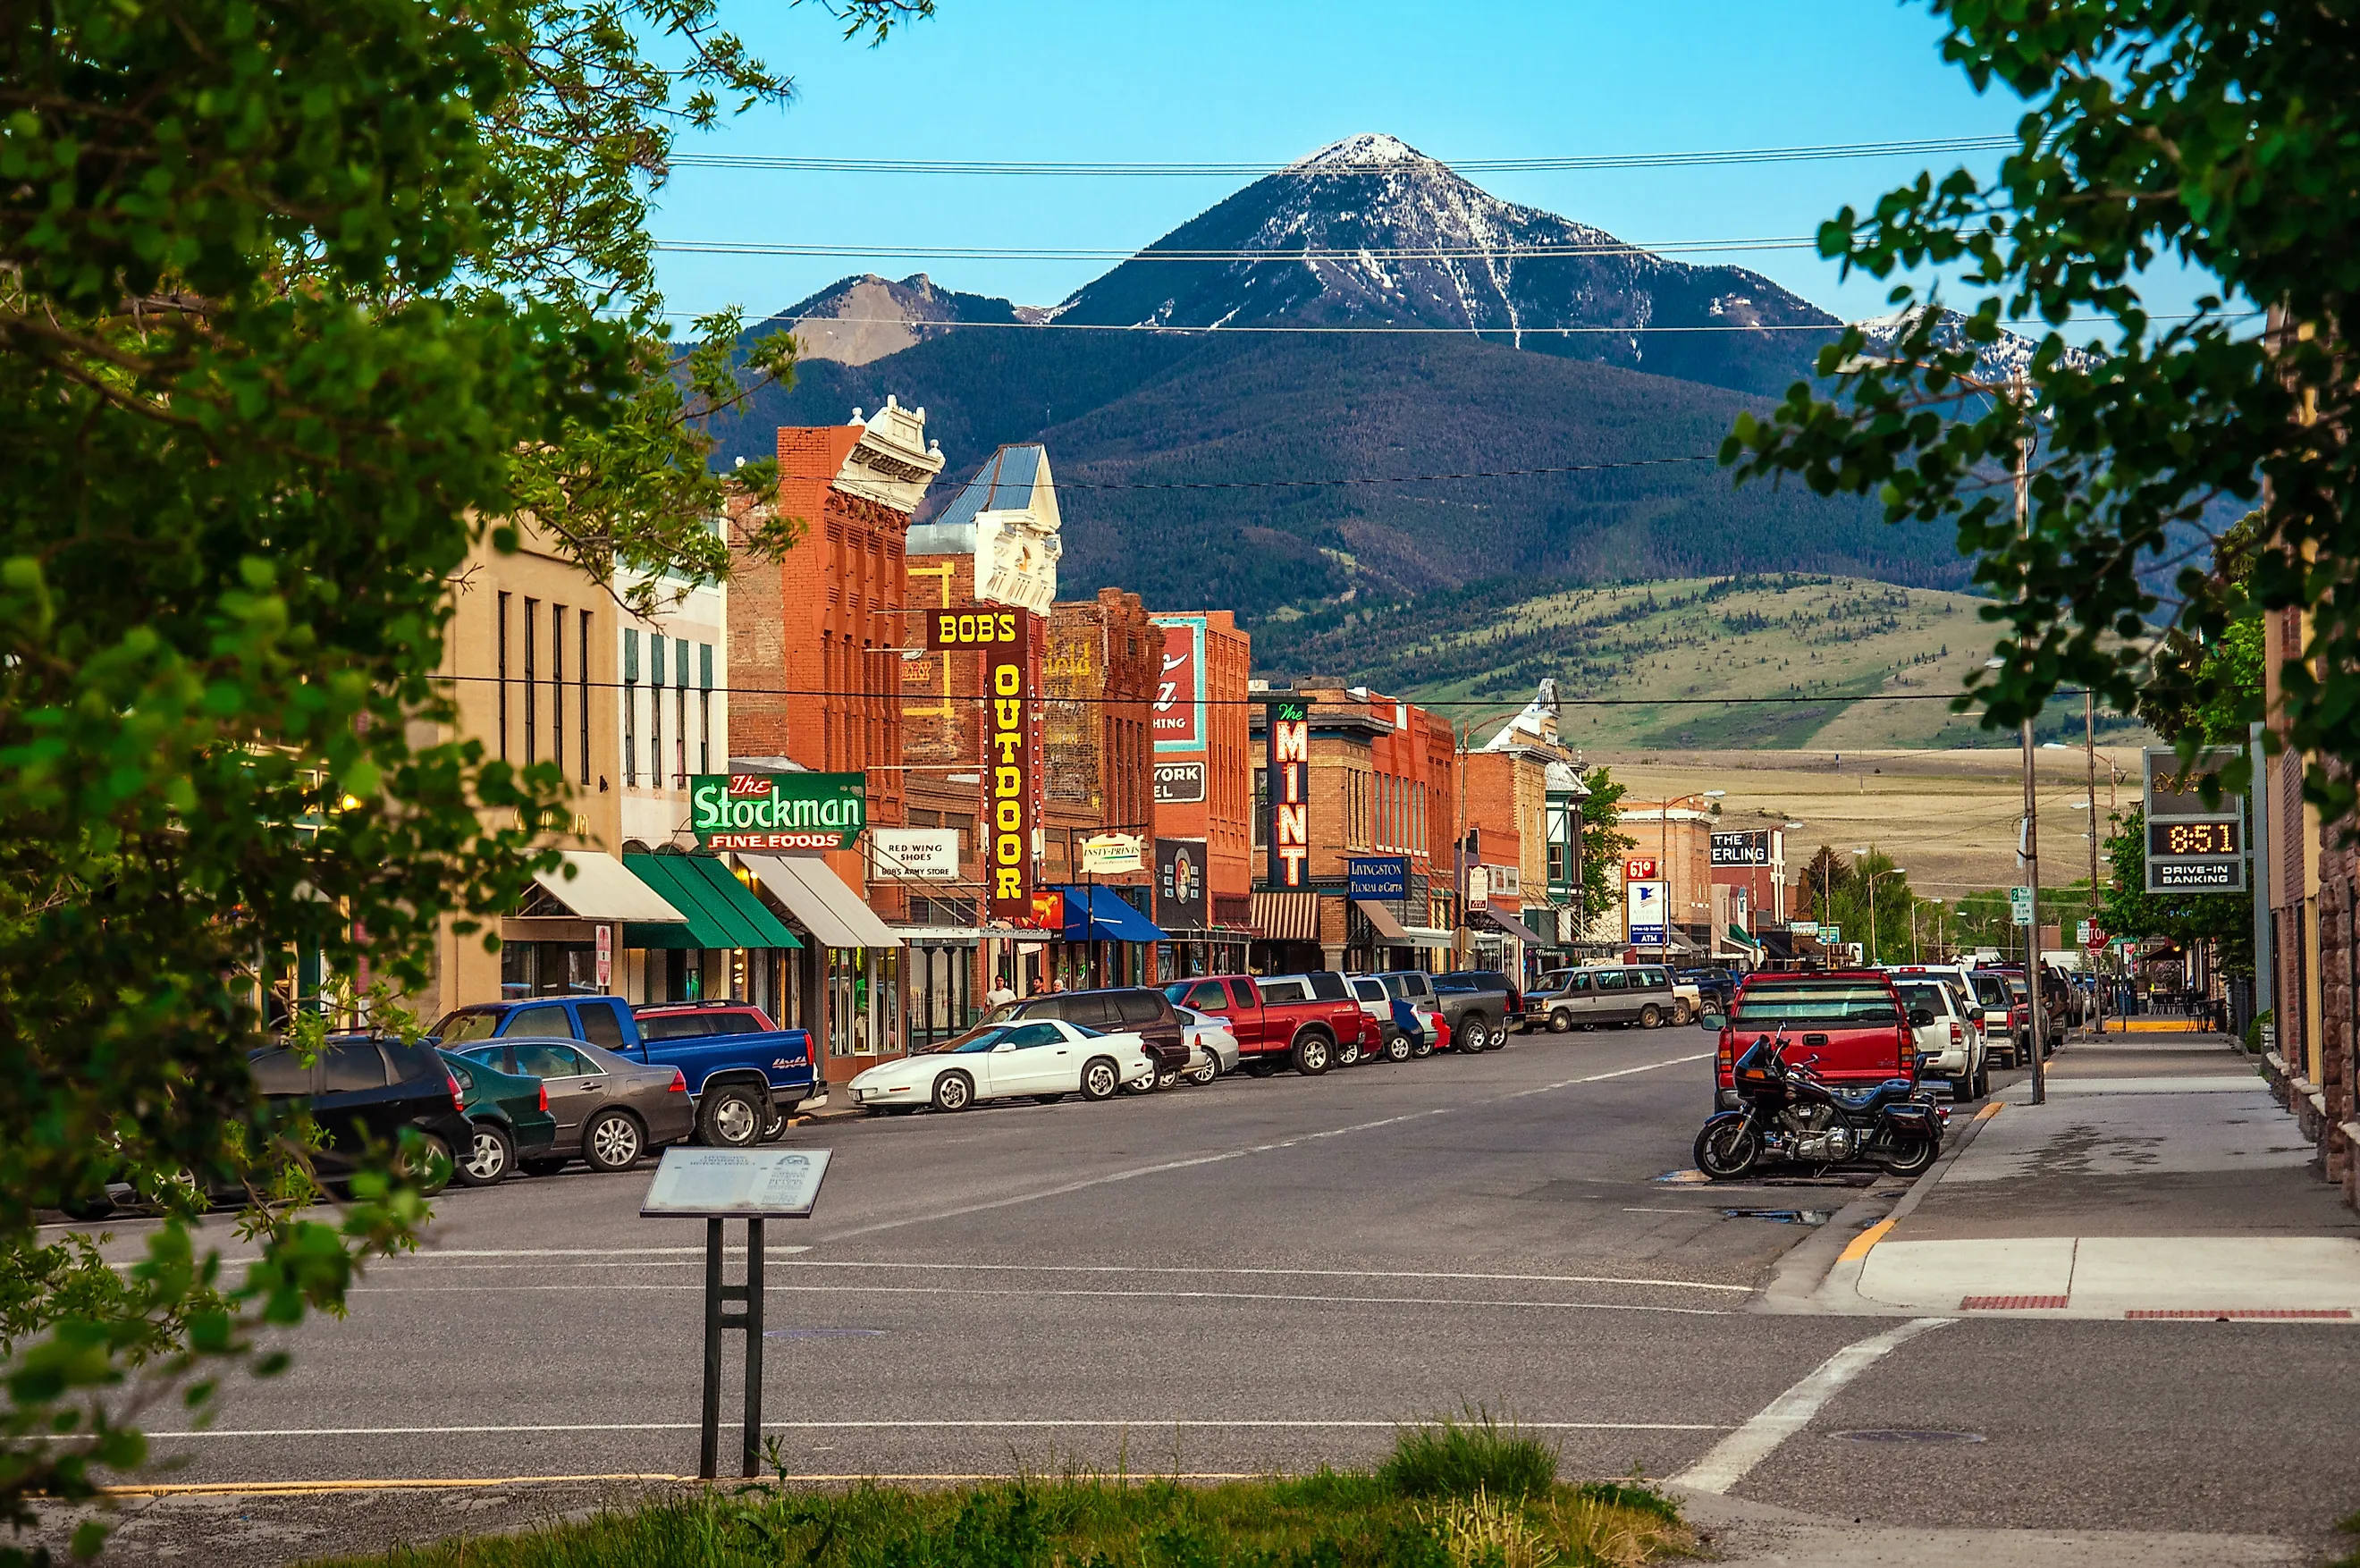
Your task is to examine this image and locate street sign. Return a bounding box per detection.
[1820,924,1841,946]
[1790,921,1820,938]
[2142,746,2246,893]
[2010,886,2035,926]
[2078,920,2107,948]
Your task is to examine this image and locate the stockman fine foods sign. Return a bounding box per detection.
[692,773,866,851]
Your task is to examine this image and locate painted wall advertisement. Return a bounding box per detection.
[1155,838,1209,931]
[1153,761,1206,804]
[1152,616,1206,752]
[692,772,866,851]
[1265,699,1311,889]
[1709,830,1772,866]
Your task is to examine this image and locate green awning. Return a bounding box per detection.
[623,854,803,950]
[1726,923,1762,948]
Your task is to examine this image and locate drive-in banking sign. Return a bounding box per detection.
[692,772,866,851]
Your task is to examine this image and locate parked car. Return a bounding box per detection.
[429,996,814,1147]
[1678,967,1740,1015]
[1176,1006,1242,1084]
[986,986,1189,1089]
[850,1018,1155,1111]
[438,1048,559,1186]
[249,1034,475,1194]
[1964,969,2020,1067]
[1160,974,1366,1075]
[1345,975,1437,1063]
[1888,974,1988,1101]
[1433,971,1519,1050]
[1713,971,1918,1112]
[1523,964,1682,1032]
[1374,972,1446,1056]
[449,1036,695,1173]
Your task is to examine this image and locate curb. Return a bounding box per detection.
[1757,1098,2006,1316]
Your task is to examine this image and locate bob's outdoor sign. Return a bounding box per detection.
[692,773,866,851]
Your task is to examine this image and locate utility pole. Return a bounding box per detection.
[2016,368,2047,1105]
[2086,689,2103,1036]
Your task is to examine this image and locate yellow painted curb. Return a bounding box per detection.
[1976,1101,2005,1121]
[1837,1218,1895,1263]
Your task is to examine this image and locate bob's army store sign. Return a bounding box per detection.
[1710,830,1773,866]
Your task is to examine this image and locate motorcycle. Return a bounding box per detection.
[1693,1033,1947,1181]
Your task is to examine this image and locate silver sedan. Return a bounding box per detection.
[452,1036,695,1174]
[1177,1006,1241,1085]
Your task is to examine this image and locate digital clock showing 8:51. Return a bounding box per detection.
[2147,819,2239,857]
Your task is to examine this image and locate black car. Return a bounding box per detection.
[988,987,1190,1088]
[248,1034,474,1194]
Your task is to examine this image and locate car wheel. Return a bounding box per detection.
[1458,1012,1488,1051]
[1157,1066,1182,1090]
[1673,1000,1692,1026]
[1638,1004,1664,1029]
[582,1110,645,1173]
[455,1121,514,1187]
[696,1084,764,1148]
[1336,1038,1362,1067]
[60,1193,114,1222]
[1973,1061,1991,1098]
[521,1157,569,1177]
[1548,1009,1572,1033]
[931,1072,974,1113]
[1386,1033,1414,1063]
[1292,1032,1331,1075]
[1951,1075,1977,1104]
[1186,1055,1219,1086]
[760,1106,790,1142]
[1410,1034,1433,1058]
[1080,1058,1121,1100]
[397,1132,455,1195]
[1245,1058,1279,1077]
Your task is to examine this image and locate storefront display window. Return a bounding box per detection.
[502,941,599,999]
[826,948,902,1057]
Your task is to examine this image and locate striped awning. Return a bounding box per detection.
[1250,892,1319,942]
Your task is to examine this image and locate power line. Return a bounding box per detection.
[737,316,1852,336]
[656,236,1816,263]
[767,454,1720,491]
[665,135,2021,179]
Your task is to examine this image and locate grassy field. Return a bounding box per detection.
[304,1418,1691,1568]
[1264,572,2153,754]
[1600,746,2143,908]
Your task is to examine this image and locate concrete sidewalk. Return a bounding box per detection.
[1816,1033,2360,1320]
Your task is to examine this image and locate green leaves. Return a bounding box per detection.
[1724,4,2360,819]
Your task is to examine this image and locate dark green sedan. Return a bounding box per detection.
[439,1048,559,1186]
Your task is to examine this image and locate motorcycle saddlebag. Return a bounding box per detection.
[1882,1102,1937,1133]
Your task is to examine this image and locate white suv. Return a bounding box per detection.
[1890,972,1987,1101]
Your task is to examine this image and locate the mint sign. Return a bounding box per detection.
[692,773,866,851]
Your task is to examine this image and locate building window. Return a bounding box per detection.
[495,592,510,762]
[577,611,592,786]
[522,596,538,765]
[674,636,689,787]
[622,628,638,788]
[649,632,665,788]
[698,642,714,774]
[551,603,565,777]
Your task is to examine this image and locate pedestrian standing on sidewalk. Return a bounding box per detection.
[984,971,1016,1011]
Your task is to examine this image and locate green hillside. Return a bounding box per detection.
[1257,573,2151,751]
[713,330,1972,620]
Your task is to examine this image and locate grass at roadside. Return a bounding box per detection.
[305,1415,1691,1568]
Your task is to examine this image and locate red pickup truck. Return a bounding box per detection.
[1714,970,1919,1111]
[1161,973,1370,1076]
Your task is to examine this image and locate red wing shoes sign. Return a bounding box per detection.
[692,772,866,851]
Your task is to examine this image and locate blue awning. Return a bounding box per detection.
[1049,884,1167,944]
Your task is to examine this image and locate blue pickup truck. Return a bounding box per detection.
[428,998,815,1148]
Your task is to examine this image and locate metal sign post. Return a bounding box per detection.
[642,1147,832,1479]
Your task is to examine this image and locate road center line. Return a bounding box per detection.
[1673,1317,1955,1495]
[368,1258,1749,1294]
[815,1050,1715,1242]
[346,1281,1733,1314]
[128,1417,1730,1441]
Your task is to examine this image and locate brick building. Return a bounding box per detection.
[1150,611,1255,974]
[1252,684,1458,973]
[726,397,943,1084]
[1616,801,1717,964]
[1041,588,1159,987]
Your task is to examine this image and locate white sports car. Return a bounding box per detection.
[848,1019,1156,1113]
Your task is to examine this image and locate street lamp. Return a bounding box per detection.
[1861,866,1908,965]
[1660,790,1724,968]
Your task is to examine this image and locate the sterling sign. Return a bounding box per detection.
[692,773,866,851]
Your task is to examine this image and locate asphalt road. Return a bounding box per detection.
[59,1025,2360,1564]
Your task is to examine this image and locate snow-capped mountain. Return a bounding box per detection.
[1046,132,1844,395]
[1850,305,2094,389]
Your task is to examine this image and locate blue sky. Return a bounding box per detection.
[650,2,2179,328]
